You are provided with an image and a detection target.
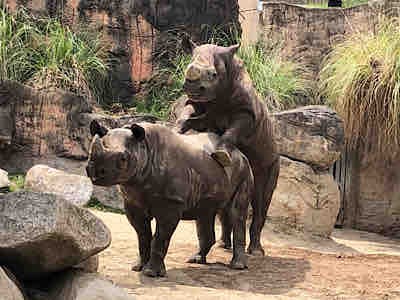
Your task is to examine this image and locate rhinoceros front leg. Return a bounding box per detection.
[187,214,216,264]
[124,205,152,272]
[142,215,180,277]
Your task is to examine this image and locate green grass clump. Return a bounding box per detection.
[320,18,400,161]
[8,174,25,192]
[238,42,309,111]
[0,7,110,104]
[134,54,191,120]
[86,197,124,214]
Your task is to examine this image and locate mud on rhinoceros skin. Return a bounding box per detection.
[176,42,280,256]
[86,120,254,277]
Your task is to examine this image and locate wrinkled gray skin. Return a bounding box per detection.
[177,43,280,256]
[86,120,253,277]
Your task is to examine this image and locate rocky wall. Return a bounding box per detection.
[261,2,376,76]
[3,0,240,104]
[355,158,400,238]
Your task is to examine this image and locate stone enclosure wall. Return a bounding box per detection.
[261,2,376,75]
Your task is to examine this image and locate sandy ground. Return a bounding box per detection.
[91,210,400,300]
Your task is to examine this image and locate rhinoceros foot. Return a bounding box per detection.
[211,150,232,167]
[142,261,166,277]
[247,244,265,257]
[229,253,248,270]
[186,253,207,264]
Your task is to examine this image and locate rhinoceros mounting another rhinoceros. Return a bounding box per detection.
[86,120,254,277]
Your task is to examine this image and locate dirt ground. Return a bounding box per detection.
[91,210,400,300]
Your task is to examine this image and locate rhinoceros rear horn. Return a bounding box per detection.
[90,120,108,137]
[181,34,197,54]
[131,124,145,142]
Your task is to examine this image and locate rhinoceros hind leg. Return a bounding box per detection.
[188,214,216,264]
[248,157,280,256]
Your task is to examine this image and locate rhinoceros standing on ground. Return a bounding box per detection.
[86,120,254,277]
[176,42,280,256]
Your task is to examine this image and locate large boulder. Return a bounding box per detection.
[25,165,93,206]
[269,156,340,237]
[0,168,9,190]
[73,255,99,273]
[44,271,134,300]
[0,191,111,280]
[272,106,344,169]
[0,267,25,300]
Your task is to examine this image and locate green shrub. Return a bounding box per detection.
[0,7,110,104]
[320,18,400,161]
[134,54,191,120]
[0,8,38,82]
[238,42,309,111]
[8,174,25,192]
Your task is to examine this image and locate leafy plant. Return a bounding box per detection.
[134,54,191,119]
[0,7,110,104]
[0,8,38,82]
[238,41,310,111]
[8,174,25,192]
[86,197,124,214]
[320,17,400,161]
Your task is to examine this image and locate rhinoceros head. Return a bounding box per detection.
[183,42,240,103]
[86,120,146,186]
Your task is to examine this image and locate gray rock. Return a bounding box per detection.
[0,267,25,300]
[0,191,111,280]
[73,255,99,273]
[48,270,135,300]
[92,186,125,211]
[25,165,93,206]
[0,168,9,189]
[272,106,344,169]
[269,156,340,237]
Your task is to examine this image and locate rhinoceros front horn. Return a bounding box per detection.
[90,135,105,155]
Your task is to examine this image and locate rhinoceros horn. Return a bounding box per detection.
[90,135,104,156]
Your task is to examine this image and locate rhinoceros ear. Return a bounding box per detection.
[181,34,198,54]
[90,120,108,137]
[131,124,145,142]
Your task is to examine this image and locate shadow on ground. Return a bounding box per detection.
[138,254,310,295]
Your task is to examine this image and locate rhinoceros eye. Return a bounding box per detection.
[118,152,130,169]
